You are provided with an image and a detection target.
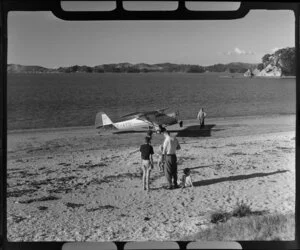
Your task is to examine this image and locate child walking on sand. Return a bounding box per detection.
[139,137,154,191]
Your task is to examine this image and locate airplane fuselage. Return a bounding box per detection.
[113,118,149,130]
[95,110,181,132]
[114,113,177,130]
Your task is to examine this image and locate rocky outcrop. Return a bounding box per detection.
[244,69,253,77]
[252,68,261,76]
[252,47,295,77]
[257,64,282,77]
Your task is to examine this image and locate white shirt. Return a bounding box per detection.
[197,110,206,120]
[163,135,180,155]
[178,175,193,187]
[184,175,193,187]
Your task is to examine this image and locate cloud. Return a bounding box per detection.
[234,47,246,55]
[224,47,255,56]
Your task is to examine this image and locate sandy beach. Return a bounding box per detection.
[7,114,295,241]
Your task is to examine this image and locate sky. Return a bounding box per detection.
[7,3,295,68]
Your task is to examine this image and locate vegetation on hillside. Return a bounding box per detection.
[8,47,295,76]
[7,62,257,74]
[273,47,295,76]
[254,47,295,76]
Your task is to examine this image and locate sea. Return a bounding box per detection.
[7,73,296,130]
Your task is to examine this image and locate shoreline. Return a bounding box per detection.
[7,113,295,134]
[220,75,295,79]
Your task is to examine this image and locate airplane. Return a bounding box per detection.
[95,108,183,133]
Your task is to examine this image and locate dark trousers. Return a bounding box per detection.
[200,118,205,128]
[164,155,178,187]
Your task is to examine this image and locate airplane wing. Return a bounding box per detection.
[121,111,144,119]
[121,108,168,118]
[137,112,176,127]
[155,107,169,113]
[137,116,156,125]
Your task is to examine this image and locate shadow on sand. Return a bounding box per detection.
[188,165,213,171]
[113,125,214,135]
[113,130,148,134]
[112,124,222,137]
[193,170,289,187]
[150,170,288,191]
[173,124,216,138]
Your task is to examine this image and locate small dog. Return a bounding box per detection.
[179,168,193,188]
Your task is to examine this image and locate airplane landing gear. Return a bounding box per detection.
[147,129,153,138]
[154,125,165,134]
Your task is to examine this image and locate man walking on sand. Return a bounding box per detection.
[197,108,207,129]
[162,130,181,189]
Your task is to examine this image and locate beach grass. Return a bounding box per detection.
[185,213,295,241]
[183,200,295,241]
[210,200,263,224]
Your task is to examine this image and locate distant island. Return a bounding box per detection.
[8,47,295,77]
[7,62,257,74]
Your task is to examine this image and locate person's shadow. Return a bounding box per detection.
[193,170,289,187]
[170,124,216,138]
[113,130,147,134]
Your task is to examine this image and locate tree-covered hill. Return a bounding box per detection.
[9,47,295,76]
[251,47,295,77]
[7,62,258,74]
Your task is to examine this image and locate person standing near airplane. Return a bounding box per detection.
[146,130,153,142]
[197,108,207,128]
[139,136,154,191]
[162,130,181,189]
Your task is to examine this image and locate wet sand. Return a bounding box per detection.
[7,114,295,241]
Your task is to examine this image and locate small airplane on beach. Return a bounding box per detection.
[95,108,183,133]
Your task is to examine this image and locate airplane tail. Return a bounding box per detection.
[95,112,115,129]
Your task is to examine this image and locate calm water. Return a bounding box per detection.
[7,73,296,130]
